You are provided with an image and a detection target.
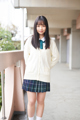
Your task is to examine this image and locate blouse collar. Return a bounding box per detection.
[39,36,45,41]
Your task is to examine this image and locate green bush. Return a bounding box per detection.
[0,26,12,41]
[0,38,16,51]
[0,24,21,51]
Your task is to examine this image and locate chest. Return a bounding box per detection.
[30,42,51,58]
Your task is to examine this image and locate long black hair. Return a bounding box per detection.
[31,15,50,49]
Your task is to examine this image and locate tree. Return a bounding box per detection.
[0,23,21,51]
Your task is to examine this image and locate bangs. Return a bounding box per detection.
[32,15,50,49]
[37,20,45,25]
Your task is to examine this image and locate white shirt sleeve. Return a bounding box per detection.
[50,40,60,69]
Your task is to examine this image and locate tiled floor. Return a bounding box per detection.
[12,63,80,120]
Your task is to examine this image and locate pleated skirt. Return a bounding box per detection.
[22,79,50,93]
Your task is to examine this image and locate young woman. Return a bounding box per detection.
[22,15,59,120]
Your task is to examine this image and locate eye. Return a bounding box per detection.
[37,25,40,27]
[43,25,46,27]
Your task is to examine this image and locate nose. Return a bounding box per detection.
[40,26,42,29]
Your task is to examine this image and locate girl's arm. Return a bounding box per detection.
[24,37,30,66]
[50,40,60,69]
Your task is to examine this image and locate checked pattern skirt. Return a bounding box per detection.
[22,79,50,93]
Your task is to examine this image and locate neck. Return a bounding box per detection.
[39,34,44,39]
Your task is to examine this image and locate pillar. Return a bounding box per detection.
[59,29,67,63]
[55,36,59,51]
[69,20,80,69]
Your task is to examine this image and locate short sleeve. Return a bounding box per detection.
[50,39,60,69]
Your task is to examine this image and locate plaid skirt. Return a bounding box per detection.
[22,79,50,93]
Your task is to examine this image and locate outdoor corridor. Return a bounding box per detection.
[12,63,80,120]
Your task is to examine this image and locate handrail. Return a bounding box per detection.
[0,50,25,120]
[0,50,24,72]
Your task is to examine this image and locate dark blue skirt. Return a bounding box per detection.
[22,79,50,93]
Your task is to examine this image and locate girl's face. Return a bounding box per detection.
[36,20,46,35]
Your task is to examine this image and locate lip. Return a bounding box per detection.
[39,31,43,32]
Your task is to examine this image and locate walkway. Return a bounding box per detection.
[12,63,80,120]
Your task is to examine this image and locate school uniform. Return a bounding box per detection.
[22,35,59,92]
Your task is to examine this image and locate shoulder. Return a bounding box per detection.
[50,38,56,47]
[24,35,33,44]
[50,39,58,52]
